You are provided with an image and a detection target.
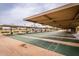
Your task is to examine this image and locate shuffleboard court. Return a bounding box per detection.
[10,35,79,56]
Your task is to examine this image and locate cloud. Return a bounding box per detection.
[0,3,68,27]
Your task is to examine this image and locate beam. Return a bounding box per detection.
[43,15,52,20]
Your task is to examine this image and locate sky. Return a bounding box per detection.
[0,3,68,27]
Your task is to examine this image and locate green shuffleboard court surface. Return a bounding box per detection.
[10,35,79,56]
[43,37,79,43]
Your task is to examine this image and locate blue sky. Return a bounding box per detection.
[0,3,67,27]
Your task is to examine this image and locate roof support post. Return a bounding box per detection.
[70,27,77,33]
[10,27,13,35]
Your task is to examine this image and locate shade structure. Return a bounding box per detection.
[25,4,79,29]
